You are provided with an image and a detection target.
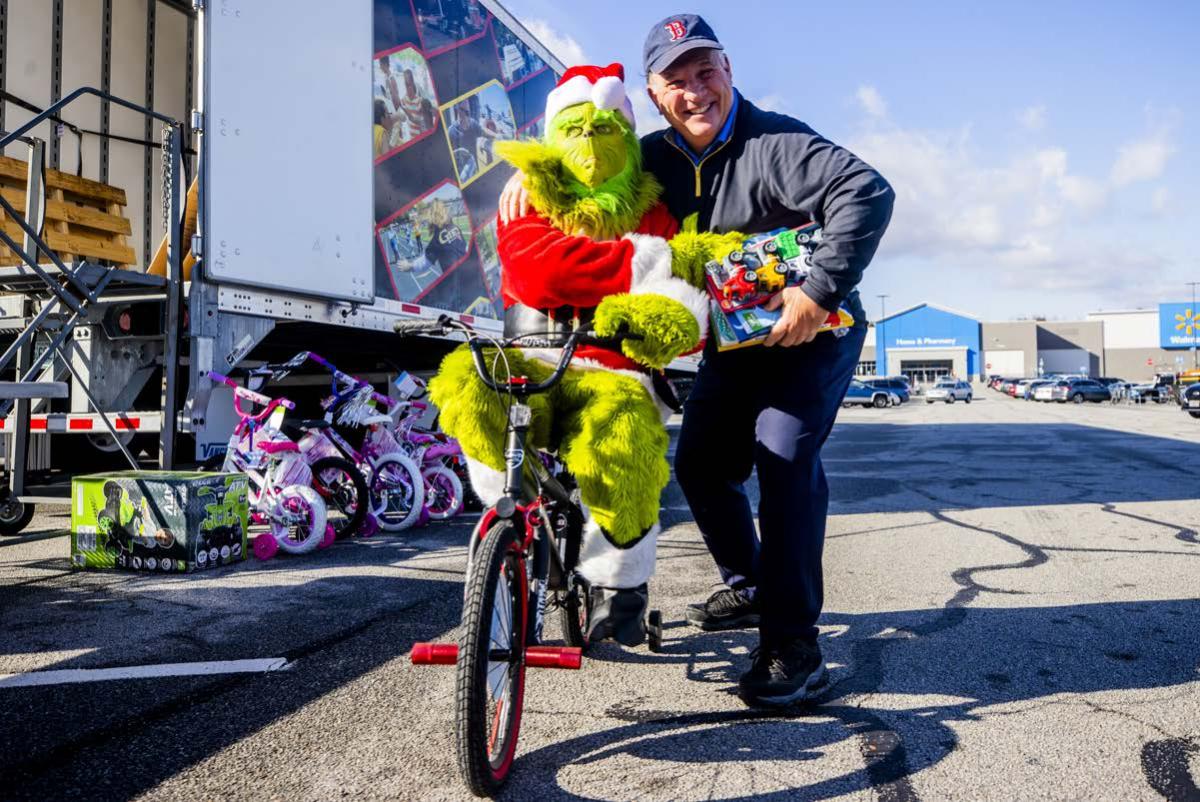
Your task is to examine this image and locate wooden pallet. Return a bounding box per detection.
[0,155,136,268]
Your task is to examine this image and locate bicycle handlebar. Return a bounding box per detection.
[393,314,642,395]
[208,370,295,421]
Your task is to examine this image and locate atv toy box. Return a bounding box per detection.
[71,471,250,572]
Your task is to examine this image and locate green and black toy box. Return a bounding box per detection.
[71,471,249,572]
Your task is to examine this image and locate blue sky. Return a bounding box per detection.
[498,0,1199,322]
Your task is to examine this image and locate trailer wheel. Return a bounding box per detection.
[0,493,34,535]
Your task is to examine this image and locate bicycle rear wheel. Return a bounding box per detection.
[310,456,369,538]
[456,519,527,796]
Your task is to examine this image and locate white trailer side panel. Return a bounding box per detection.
[59,0,104,179]
[204,0,374,303]
[3,0,55,158]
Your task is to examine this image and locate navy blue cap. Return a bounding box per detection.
[643,14,723,75]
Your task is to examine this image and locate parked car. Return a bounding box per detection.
[863,377,910,403]
[843,379,893,409]
[1032,381,1058,401]
[1180,383,1200,418]
[1050,378,1111,403]
[1024,379,1055,400]
[1130,383,1166,403]
[926,380,973,403]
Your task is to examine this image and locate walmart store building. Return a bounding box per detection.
[859,302,1198,384]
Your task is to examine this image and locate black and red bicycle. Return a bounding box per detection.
[395,314,663,796]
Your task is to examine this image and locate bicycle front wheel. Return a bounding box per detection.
[423,464,464,520]
[456,519,527,796]
[369,453,425,531]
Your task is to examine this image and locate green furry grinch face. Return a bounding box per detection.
[549,103,628,189]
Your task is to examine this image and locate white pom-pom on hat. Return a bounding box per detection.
[544,63,636,129]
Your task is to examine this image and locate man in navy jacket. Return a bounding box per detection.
[640,14,893,706]
[501,13,893,706]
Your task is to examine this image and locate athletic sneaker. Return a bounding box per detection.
[685,588,760,631]
[737,639,829,706]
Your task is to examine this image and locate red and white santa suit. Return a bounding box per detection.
[454,207,707,590]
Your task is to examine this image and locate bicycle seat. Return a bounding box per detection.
[259,440,299,455]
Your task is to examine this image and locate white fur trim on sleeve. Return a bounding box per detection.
[464,456,505,506]
[623,233,673,287]
[577,520,660,587]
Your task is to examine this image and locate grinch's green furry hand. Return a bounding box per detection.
[668,226,748,288]
[594,293,700,370]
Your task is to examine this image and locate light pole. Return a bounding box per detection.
[877,294,888,377]
[1188,281,1199,369]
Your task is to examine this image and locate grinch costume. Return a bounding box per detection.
[430,63,736,645]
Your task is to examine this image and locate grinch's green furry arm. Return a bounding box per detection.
[593,293,700,370]
[668,228,746,288]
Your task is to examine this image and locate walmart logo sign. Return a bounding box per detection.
[1161,303,1199,349]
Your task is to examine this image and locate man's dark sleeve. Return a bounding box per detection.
[767,129,894,311]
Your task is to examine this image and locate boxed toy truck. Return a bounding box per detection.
[71,471,249,572]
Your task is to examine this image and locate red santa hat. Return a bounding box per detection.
[544,63,636,130]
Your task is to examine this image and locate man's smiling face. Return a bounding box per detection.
[647,48,733,153]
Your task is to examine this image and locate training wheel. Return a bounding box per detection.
[358,513,380,538]
[318,524,336,550]
[415,506,431,528]
[253,533,280,561]
[647,609,663,653]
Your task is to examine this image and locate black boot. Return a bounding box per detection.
[586,583,649,647]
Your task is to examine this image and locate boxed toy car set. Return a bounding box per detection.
[704,224,855,351]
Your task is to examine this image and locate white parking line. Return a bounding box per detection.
[0,658,292,689]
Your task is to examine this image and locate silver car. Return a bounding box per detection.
[926,380,973,403]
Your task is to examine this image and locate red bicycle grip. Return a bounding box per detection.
[410,642,458,665]
[526,646,583,670]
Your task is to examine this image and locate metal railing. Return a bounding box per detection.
[0,86,186,489]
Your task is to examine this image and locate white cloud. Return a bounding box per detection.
[856,86,887,118]
[846,87,1179,299]
[1110,133,1174,186]
[523,18,586,68]
[1151,186,1171,215]
[1018,105,1046,131]
[629,87,667,135]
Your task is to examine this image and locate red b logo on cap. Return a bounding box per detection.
[664,20,687,41]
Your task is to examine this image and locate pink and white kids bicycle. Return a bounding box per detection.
[208,371,331,560]
[373,395,465,521]
[253,353,427,533]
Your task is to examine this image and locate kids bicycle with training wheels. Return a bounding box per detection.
[396,315,663,797]
[208,371,332,560]
[251,352,427,533]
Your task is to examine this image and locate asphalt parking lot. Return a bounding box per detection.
[2,393,1198,801]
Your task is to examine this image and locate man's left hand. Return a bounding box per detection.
[763,287,831,347]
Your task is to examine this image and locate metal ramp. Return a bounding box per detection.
[0,88,185,529]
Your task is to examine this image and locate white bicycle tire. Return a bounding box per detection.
[370,453,425,531]
[271,484,327,554]
[421,464,464,520]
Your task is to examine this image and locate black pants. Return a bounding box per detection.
[674,327,866,645]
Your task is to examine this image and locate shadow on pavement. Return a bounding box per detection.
[0,524,469,800]
[511,597,1200,801]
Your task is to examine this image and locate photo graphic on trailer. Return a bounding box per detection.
[440,81,516,188]
[411,0,489,57]
[373,45,440,163]
[472,218,501,319]
[376,180,473,303]
[490,16,548,88]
